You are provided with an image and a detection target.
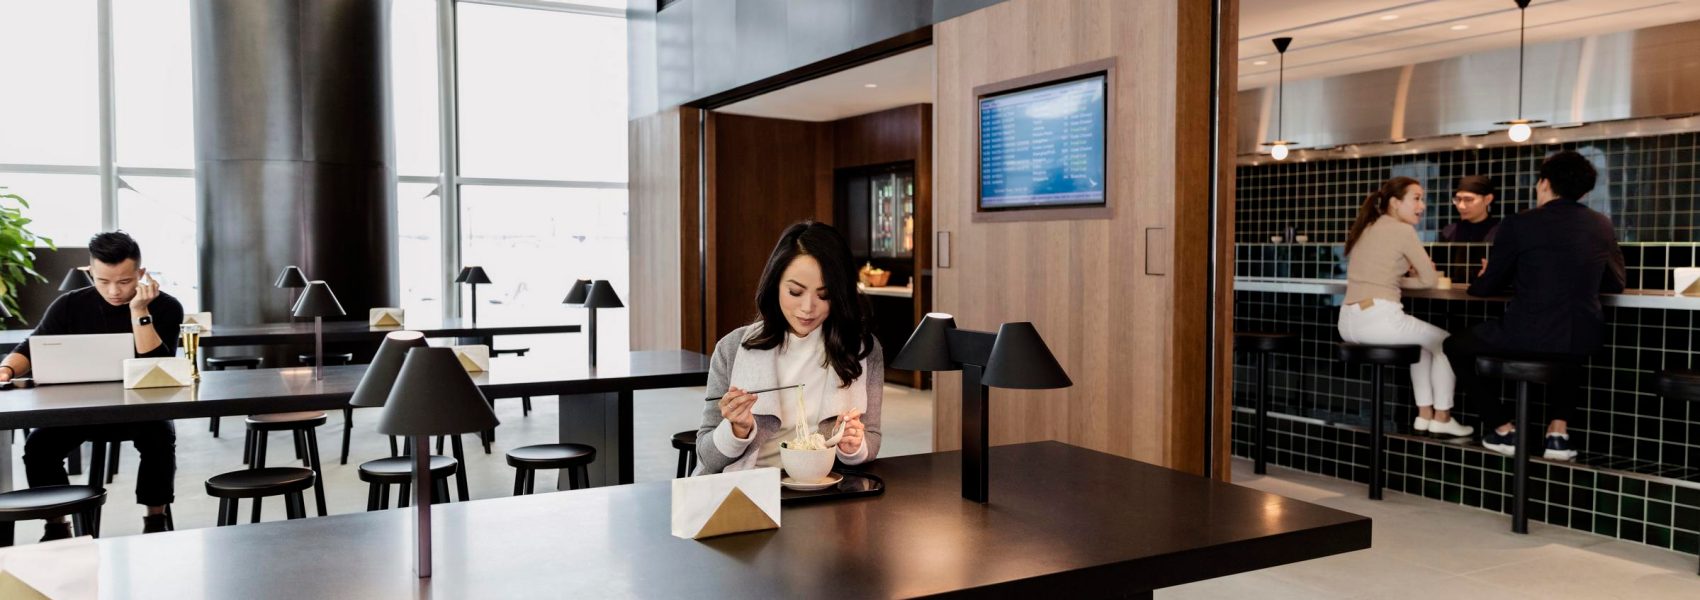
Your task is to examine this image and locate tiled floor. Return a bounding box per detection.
[1161,459,1700,599]
[3,380,935,542]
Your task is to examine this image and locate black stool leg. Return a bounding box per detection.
[68,444,83,476]
[215,499,232,526]
[0,522,13,547]
[434,478,450,504]
[525,469,536,495]
[341,408,354,465]
[398,480,411,508]
[1512,381,1530,534]
[367,482,381,511]
[1369,364,1385,501]
[379,484,392,510]
[285,491,306,520]
[106,442,121,484]
[210,416,220,438]
[72,511,88,537]
[676,449,688,479]
[251,434,268,523]
[451,435,470,502]
[293,430,306,464]
[688,451,696,475]
[242,430,254,465]
[89,441,109,494]
[514,468,528,496]
[305,428,327,517]
[1254,350,1270,475]
[523,397,531,416]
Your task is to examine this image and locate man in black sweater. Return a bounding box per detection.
[1445,151,1625,462]
[0,232,184,538]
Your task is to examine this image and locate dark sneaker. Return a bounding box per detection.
[1481,428,1516,456]
[1543,433,1578,461]
[39,521,72,542]
[142,514,170,534]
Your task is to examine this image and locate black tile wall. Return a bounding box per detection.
[1232,131,1700,558]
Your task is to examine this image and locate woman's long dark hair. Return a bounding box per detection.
[1344,176,1421,255]
[743,221,874,387]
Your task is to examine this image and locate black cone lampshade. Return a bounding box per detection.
[562,279,591,305]
[58,267,92,291]
[274,266,309,289]
[456,266,491,285]
[583,280,623,309]
[982,322,1072,389]
[376,347,499,578]
[893,313,959,372]
[350,331,427,408]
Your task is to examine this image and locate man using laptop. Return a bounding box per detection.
[0,232,184,538]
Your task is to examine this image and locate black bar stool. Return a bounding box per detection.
[1234,332,1298,474]
[204,356,262,437]
[1654,369,1700,576]
[357,456,458,510]
[0,485,106,547]
[426,433,475,501]
[205,467,316,526]
[491,346,533,417]
[1475,353,1578,534]
[244,411,329,518]
[506,443,596,494]
[299,352,359,464]
[672,430,698,478]
[1337,343,1421,501]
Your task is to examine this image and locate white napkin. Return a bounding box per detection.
[0,535,98,599]
[670,467,781,539]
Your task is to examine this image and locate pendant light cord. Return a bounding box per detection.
[1277,50,1285,140]
[1517,5,1526,119]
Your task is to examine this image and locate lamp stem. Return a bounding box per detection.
[289,289,298,323]
[412,435,433,578]
[588,308,599,367]
[470,284,478,325]
[961,363,990,503]
[314,316,323,381]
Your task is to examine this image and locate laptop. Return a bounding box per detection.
[29,333,136,385]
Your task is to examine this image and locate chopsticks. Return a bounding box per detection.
[704,383,803,401]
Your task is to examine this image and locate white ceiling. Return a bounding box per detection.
[714,47,935,122]
[1238,0,1700,90]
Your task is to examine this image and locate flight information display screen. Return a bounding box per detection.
[978,74,1107,211]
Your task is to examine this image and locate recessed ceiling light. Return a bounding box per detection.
[864,83,878,88]
[1380,14,1399,21]
[1253,60,1269,65]
[1450,24,1469,31]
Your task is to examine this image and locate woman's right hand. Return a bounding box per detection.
[719,386,758,439]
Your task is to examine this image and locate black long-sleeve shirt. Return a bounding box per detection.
[1469,198,1626,355]
[9,287,184,362]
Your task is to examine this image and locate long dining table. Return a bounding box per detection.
[0,317,581,353]
[0,350,710,491]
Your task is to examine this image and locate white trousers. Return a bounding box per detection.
[1338,300,1456,410]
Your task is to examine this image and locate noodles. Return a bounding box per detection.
[781,384,830,450]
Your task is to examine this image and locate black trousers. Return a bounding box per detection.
[24,421,176,506]
[1444,326,1579,429]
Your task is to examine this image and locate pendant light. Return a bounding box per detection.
[1260,37,1297,160]
[1495,0,1542,142]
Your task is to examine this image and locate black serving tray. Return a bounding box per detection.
[779,471,884,505]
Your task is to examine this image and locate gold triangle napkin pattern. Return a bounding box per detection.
[694,487,778,539]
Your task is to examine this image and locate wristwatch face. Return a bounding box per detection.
[137,315,152,326]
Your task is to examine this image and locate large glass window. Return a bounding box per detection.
[398,182,443,314]
[0,174,101,245]
[457,4,628,182]
[117,176,199,311]
[113,0,195,169]
[391,0,440,177]
[459,185,629,320]
[0,1,98,166]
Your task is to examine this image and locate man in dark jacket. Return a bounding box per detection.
[1444,151,1625,461]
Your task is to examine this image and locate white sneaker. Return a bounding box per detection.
[1413,417,1431,432]
[1426,418,1475,438]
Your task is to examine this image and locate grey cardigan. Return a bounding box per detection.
[694,324,884,475]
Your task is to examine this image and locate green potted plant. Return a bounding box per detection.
[0,187,54,328]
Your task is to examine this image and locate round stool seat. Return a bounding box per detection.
[1235,332,1297,353]
[671,430,697,451]
[206,356,262,370]
[1656,370,1700,402]
[358,456,459,484]
[1475,354,1579,385]
[205,467,316,499]
[245,411,328,430]
[1337,343,1421,366]
[506,444,596,469]
[298,353,355,366]
[0,486,107,521]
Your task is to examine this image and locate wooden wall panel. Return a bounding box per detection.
[627,107,684,351]
[1213,1,1239,481]
[707,113,833,342]
[933,0,1220,472]
[833,105,926,169]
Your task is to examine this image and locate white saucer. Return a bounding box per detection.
[781,472,843,491]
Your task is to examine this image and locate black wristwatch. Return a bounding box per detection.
[134,315,153,327]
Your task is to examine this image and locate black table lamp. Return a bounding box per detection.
[349,330,428,408]
[275,266,309,322]
[456,266,491,324]
[58,267,93,291]
[292,280,346,381]
[893,314,1072,503]
[375,347,499,578]
[564,279,622,367]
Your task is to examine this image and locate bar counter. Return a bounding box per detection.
[1235,277,1700,311]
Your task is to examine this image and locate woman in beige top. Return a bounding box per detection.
[1340,177,1473,437]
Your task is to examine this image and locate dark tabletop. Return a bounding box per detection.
[79,442,1369,599]
[0,350,709,429]
[0,318,581,352]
